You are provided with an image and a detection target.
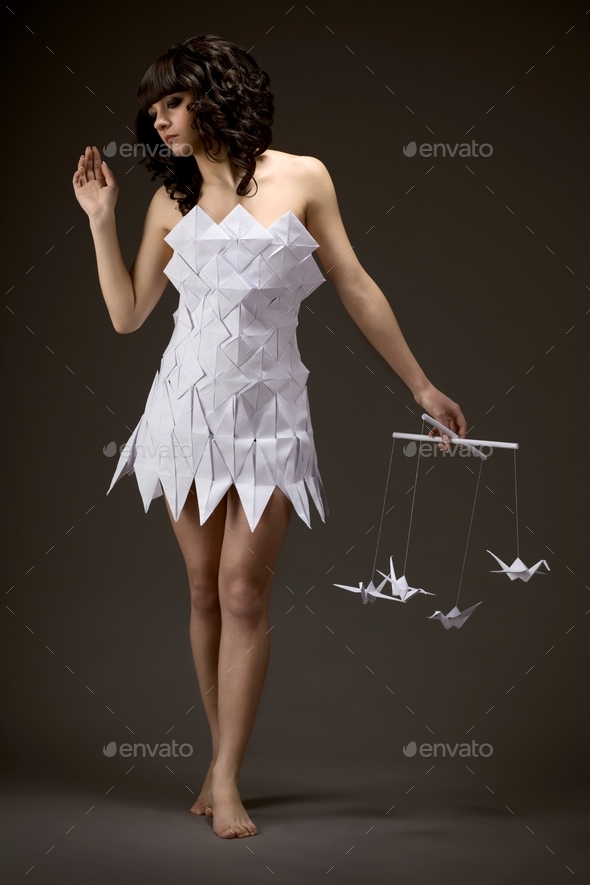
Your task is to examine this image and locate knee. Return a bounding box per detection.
[187,571,220,616]
[220,577,267,623]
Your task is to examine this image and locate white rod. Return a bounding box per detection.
[392,431,518,450]
[392,432,485,460]
[422,412,518,451]
[421,413,484,459]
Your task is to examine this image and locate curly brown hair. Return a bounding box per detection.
[135,35,275,216]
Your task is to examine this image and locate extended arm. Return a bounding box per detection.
[303,157,467,442]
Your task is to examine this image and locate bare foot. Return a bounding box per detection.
[210,768,257,838]
[189,759,215,817]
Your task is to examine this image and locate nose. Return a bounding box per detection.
[153,112,172,133]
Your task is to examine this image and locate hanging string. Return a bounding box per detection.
[455,455,484,607]
[403,418,425,576]
[371,436,396,580]
[513,447,520,559]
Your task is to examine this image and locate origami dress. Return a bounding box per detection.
[107,203,329,533]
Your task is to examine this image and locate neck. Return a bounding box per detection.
[192,140,242,189]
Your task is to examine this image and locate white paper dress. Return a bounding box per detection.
[107,203,329,532]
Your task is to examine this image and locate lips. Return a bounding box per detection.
[164,133,178,143]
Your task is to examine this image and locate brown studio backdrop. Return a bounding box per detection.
[1,0,588,791]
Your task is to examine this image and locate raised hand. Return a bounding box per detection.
[72,146,119,218]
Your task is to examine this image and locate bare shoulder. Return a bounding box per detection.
[263,150,331,187]
[260,151,334,221]
[296,156,335,209]
[292,154,331,180]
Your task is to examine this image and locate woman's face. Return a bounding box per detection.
[147,91,198,157]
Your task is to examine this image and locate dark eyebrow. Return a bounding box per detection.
[147,93,183,113]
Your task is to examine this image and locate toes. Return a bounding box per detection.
[214,825,236,839]
[238,825,257,837]
[213,820,257,838]
[190,800,211,815]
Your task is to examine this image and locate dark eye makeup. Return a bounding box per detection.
[148,97,182,119]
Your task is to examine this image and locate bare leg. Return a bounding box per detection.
[163,483,227,816]
[211,485,293,838]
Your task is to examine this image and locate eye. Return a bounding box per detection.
[148,98,181,119]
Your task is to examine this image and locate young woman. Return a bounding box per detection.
[73,34,467,840]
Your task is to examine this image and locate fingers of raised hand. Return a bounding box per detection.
[91,146,106,182]
[82,146,97,181]
[74,146,107,191]
[75,152,87,185]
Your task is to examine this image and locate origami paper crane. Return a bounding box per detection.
[374,555,436,602]
[486,550,550,582]
[428,601,482,629]
[333,576,389,604]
